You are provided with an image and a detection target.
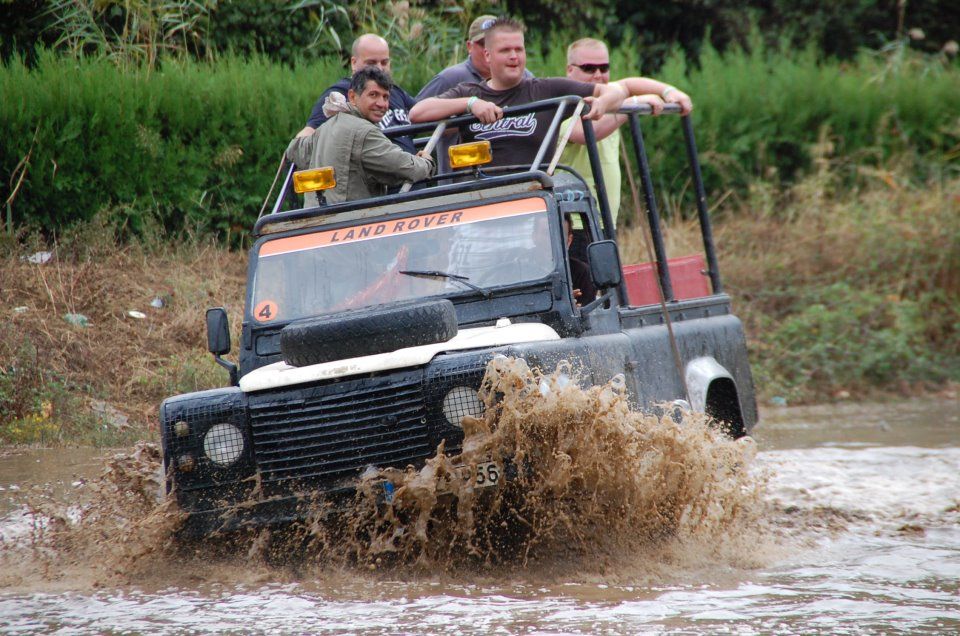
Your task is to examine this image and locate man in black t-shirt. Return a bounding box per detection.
[409,17,625,168]
[296,34,417,154]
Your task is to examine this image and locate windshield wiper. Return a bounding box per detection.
[398,269,492,298]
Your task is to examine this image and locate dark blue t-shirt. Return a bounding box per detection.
[306,78,417,154]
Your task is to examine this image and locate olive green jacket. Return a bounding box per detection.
[285,106,435,206]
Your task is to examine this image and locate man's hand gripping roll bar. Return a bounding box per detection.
[399,121,447,193]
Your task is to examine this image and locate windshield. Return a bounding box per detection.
[249,197,555,324]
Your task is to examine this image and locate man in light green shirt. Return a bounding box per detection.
[559,38,693,230]
[559,121,624,226]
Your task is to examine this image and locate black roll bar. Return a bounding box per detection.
[580,118,629,304]
[626,113,674,301]
[618,101,722,297]
[268,96,722,299]
[266,96,587,221]
[681,116,723,294]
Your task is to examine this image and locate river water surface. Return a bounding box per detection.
[1,397,957,634]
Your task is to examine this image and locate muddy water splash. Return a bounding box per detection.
[318,357,766,569]
[1,358,767,584]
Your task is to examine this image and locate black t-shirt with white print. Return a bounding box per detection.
[438,77,595,168]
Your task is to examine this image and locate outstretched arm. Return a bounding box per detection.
[567,77,693,144]
[566,93,666,144]
[410,97,503,124]
[562,81,627,143]
[581,81,627,121]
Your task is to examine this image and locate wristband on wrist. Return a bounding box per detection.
[662,86,676,98]
[466,96,478,113]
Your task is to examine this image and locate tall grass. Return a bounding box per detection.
[2,38,958,234]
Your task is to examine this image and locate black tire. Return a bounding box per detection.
[280,299,458,367]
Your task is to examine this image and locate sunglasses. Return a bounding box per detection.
[572,63,610,74]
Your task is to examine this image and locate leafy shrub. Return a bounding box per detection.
[754,283,951,401]
[1,52,343,236]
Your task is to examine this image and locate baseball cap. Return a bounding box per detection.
[468,15,497,43]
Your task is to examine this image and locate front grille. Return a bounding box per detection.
[248,372,431,485]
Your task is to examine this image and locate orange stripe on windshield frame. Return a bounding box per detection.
[259,197,548,258]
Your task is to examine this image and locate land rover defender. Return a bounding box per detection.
[159,97,757,536]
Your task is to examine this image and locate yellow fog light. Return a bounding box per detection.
[293,167,336,194]
[449,141,492,169]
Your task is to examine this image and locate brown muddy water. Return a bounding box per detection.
[0,369,957,634]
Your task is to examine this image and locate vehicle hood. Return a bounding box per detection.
[238,321,560,393]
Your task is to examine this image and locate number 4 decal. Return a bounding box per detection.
[254,300,279,322]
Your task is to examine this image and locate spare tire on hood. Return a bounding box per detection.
[279,298,458,367]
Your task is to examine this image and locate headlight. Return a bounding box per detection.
[203,423,245,466]
[442,386,484,427]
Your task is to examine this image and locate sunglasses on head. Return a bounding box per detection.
[572,63,610,74]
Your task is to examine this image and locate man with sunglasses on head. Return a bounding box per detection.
[560,37,692,258]
[285,67,435,206]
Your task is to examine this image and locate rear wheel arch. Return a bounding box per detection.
[704,377,746,438]
[685,356,746,438]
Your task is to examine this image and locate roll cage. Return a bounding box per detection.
[260,95,722,307]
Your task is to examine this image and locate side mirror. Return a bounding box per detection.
[206,307,231,355]
[586,240,623,290]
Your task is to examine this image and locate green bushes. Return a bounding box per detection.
[623,41,960,209]
[2,52,343,234]
[754,283,954,401]
[2,41,958,234]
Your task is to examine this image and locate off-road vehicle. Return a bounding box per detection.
[159,97,758,536]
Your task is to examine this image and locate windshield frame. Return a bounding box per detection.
[245,193,566,326]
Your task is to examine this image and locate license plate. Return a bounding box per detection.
[456,461,502,489]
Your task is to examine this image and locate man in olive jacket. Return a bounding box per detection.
[286,67,435,206]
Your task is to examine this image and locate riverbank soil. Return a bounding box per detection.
[0,222,246,445]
